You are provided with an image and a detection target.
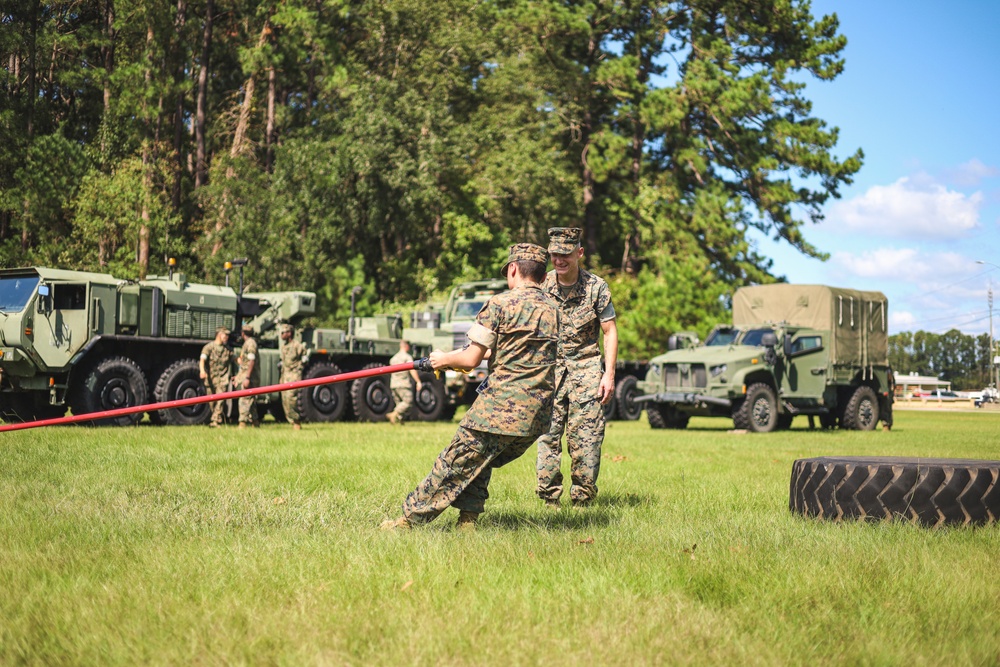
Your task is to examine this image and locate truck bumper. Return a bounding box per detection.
[635,392,732,408]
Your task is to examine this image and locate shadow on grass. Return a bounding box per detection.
[483,492,657,531]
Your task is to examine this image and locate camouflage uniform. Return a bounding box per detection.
[401,263,559,525]
[279,326,307,424]
[235,331,261,425]
[386,348,415,424]
[201,339,233,426]
[535,266,616,504]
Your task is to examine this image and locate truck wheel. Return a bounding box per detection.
[603,393,618,421]
[841,386,879,431]
[776,413,794,430]
[300,362,349,423]
[614,375,643,421]
[154,359,210,426]
[790,456,1000,526]
[414,372,447,421]
[268,401,287,423]
[647,404,689,429]
[732,383,777,432]
[819,413,838,429]
[351,362,393,422]
[73,356,149,426]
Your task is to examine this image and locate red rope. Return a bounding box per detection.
[0,362,418,433]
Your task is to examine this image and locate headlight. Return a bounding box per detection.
[710,364,727,377]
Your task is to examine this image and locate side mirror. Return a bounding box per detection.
[36,284,51,313]
[761,333,777,348]
[784,333,793,358]
[667,334,679,351]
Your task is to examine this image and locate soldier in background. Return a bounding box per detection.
[381,243,559,531]
[535,227,618,508]
[235,325,260,428]
[199,326,233,427]
[386,340,422,425]
[279,323,308,430]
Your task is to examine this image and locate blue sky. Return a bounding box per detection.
[755,0,1000,336]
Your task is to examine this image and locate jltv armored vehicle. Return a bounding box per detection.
[636,284,892,432]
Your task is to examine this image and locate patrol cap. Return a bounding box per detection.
[500,243,549,278]
[216,325,231,335]
[547,227,582,254]
[241,323,255,334]
[280,323,294,334]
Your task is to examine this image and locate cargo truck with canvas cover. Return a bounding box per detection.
[636,284,892,432]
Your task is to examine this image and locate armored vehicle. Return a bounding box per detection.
[636,284,892,432]
[0,263,441,426]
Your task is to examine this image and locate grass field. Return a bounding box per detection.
[2,411,999,666]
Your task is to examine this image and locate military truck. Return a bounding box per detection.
[0,263,441,426]
[403,279,509,417]
[635,284,892,432]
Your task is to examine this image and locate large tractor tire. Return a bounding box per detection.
[414,372,448,422]
[614,375,643,421]
[299,361,349,423]
[351,362,393,422]
[790,456,1000,526]
[840,385,880,431]
[153,359,211,426]
[732,382,778,432]
[72,356,149,426]
[646,403,690,430]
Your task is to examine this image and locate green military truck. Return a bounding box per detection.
[0,264,441,426]
[636,284,892,432]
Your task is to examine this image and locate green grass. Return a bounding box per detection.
[2,412,999,665]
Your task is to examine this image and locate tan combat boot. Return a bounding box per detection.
[379,516,412,531]
[456,511,479,531]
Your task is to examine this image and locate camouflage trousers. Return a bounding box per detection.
[402,426,536,524]
[535,379,606,503]
[205,376,230,425]
[281,373,302,423]
[388,387,414,423]
[235,375,260,425]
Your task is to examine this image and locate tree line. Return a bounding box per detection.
[889,330,998,392]
[1,0,862,358]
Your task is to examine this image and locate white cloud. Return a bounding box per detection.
[828,176,983,239]
[830,247,970,280]
[891,310,918,330]
[947,159,999,187]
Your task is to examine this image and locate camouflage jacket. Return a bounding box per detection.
[388,350,415,389]
[543,268,615,400]
[200,341,232,380]
[236,337,260,383]
[461,285,559,437]
[279,338,307,381]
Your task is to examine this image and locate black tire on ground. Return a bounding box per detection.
[268,401,287,423]
[614,375,643,421]
[790,456,1000,526]
[819,412,838,429]
[414,372,447,421]
[0,393,65,423]
[154,359,211,426]
[646,403,690,429]
[72,356,149,426]
[776,413,794,430]
[351,362,394,422]
[841,385,880,431]
[732,382,777,432]
[299,361,349,423]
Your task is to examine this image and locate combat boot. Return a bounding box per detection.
[379,516,412,531]
[456,511,479,531]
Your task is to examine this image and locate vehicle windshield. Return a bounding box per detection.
[705,327,739,346]
[452,300,486,320]
[739,328,775,347]
[0,275,40,312]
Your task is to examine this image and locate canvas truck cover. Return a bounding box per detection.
[732,284,888,367]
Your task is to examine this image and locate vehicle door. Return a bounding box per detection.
[778,330,829,401]
[34,282,91,368]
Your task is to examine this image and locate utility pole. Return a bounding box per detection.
[991,282,998,394]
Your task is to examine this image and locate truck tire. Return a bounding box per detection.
[790,456,1000,526]
[603,393,618,421]
[351,362,393,422]
[647,404,689,429]
[73,356,149,426]
[732,382,777,432]
[414,372,447,421]
[776,413,794,430]
[153,359,210,426]
[614,375,643,421]
[300,362,349,423]
[841,386,880,431]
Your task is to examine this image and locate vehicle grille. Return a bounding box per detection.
[664,363,707,389]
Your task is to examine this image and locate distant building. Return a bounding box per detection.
[895,372,951,398]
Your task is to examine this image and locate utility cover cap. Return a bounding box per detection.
[500,243,548,278]
[547,227,582,254]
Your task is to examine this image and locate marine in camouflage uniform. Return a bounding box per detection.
[279,323,308,428]
[382,244,558,530]
[535,227,619,506]
[235,326,261,426]
[386,340,422,425]
[199,326,233,426]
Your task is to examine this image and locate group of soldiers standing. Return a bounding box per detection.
[198,322,307,429]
